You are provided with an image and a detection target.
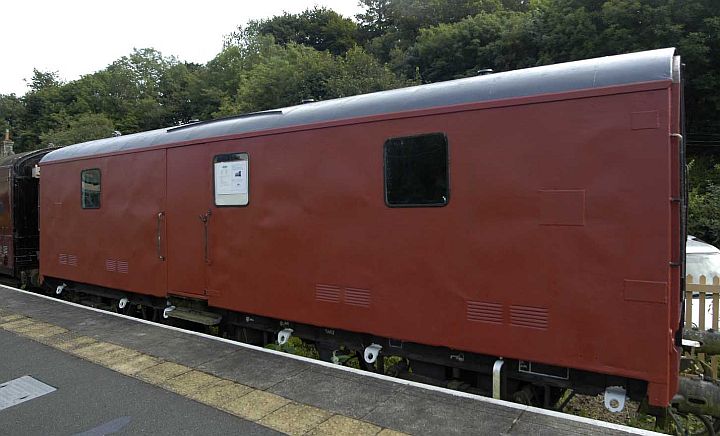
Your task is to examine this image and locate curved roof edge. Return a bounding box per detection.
[0,148,56,168]
[42,48,676,164]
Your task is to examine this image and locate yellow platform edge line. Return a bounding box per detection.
[1,310,409,436]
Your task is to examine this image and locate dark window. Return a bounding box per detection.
[384,133,449,207]
[81,169,101,209]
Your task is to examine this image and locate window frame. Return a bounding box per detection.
[213,152,250,208]
[80,168,101,210]
[383,132,450,208]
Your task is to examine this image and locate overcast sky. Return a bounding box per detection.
[0,0,363,96]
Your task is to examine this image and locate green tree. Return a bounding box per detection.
[405,11,537,82]
[219,42,412,114]
[67,48,182,132]
[356,0,396,40]
[689,183,720,247]
[0,94,27,150]
[204,33,279,118]
[252,7,359,55]
[17,70,66,151]
[39,113,116,147]
[158,62,208,125]
[357,0,506,62]
[326,46,416,96]
[27,69,62,91]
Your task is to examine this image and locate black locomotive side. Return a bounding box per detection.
[0,149,54,286]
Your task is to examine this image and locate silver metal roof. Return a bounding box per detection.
[42,48,677,164]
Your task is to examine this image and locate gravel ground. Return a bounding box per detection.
[563,394,660,433]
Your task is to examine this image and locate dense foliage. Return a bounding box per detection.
[1,0,719,242]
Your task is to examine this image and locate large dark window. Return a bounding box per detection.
[81,169,101,209]
[384,133,449,207]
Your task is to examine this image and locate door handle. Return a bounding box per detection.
[156,212,165,260]
[199,210,212,264]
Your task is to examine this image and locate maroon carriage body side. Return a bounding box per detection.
[39,48,684,407]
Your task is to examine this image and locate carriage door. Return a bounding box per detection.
[166,145,213,297]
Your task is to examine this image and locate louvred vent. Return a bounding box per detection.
[466,301,503,324]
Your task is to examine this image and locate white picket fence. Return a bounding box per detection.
[685,274,720,378]
[685,275,720,331]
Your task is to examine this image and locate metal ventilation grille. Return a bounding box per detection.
[106,259,128,274]
[466,301,503,324]
[315,284,341,303]
[59,253,77,267]
[510,305,549,330]
[117,261,129,274]
[345,288,371,308]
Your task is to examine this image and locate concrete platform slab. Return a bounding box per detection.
[363,388,519,435]
[198,348,311,390]
[268,367,405,419]
[0,330,278,436]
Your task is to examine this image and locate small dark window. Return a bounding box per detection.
[81,169,101,209]
[384,133,449,207]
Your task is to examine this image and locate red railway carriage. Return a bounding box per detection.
[38,48,684,408]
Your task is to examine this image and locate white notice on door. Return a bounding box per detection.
[215,160,248,195]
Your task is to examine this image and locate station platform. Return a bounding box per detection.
[0,285,659,435]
